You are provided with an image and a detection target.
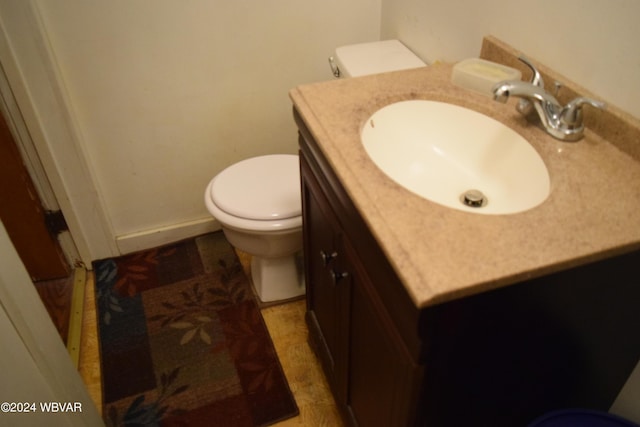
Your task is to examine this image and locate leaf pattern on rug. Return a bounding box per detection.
[106,367,188,427]
[206,258,249,306]
[224,302,279,393]
[114,246,177,297]
[94,233,299,425]
[242,360,277,393]
[95,260,124,326]
[148,282,222,346]
[145,254,251,347]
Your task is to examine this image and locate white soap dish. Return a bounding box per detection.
[452,58,521,96]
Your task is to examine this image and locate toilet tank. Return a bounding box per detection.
[330,40,426,78]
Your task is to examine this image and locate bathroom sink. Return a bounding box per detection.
[360,100,550,214]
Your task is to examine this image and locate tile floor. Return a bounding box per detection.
[78,250,343,426]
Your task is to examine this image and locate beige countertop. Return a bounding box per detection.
[290,53,640,309]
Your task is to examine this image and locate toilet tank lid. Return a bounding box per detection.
[210,154,301,221]
[335,39,426,77]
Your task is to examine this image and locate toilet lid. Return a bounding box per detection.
[210,154,301,221]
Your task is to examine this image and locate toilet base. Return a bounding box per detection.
[250,252,305,302]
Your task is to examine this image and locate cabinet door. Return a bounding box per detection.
[343,237,422,427]
[301,156,351,402]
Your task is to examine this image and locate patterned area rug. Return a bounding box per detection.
[92,232,298,426]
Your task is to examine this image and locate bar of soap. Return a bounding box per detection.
[452,58,522,96]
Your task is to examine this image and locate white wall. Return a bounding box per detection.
[380,0,640,119]
[27,0,640,253]
[34,0,380,251]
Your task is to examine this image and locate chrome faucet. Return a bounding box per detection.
[492,57,605,141]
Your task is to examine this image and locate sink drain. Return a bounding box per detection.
[460,189,488,208]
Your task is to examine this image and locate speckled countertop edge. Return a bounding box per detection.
[290,39,640,308]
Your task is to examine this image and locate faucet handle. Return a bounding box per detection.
[515,56,545,116]
[561,97,606,127]
[518,56,544,88]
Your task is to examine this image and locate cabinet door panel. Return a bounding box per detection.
[301,155,351,402]
[306,187,339,362]
[344,238,421,427]
[348,276,419,426]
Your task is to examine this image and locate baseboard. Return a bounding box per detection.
[115,217,221,255]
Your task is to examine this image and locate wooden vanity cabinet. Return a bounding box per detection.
[295,108,640,426]
[298,112,424,426]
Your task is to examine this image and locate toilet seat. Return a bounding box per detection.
[205,154,302,232]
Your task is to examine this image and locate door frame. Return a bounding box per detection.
[0,1,117,265]
[0,56,80,271]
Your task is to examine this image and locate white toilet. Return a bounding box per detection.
[205,154,303,302]
[204,40,425,303]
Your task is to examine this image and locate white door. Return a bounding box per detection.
[0,221,103,427]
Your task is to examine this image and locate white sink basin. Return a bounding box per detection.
[361,100,550,214]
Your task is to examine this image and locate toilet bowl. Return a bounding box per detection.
[204,154,304,302]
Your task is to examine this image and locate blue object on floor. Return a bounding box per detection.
[528,409,639,427]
